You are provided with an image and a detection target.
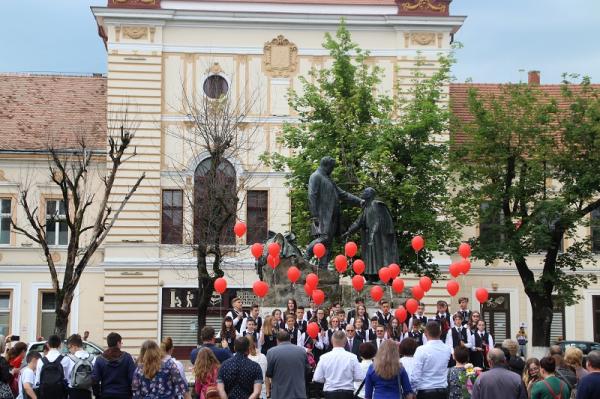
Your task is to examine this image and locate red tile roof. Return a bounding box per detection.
[450,82,600,144]
[0,74,106,152]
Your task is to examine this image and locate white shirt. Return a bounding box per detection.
[411,339,452,391]
[400,356,417,387]
[354,359,372,399]
[17,367,35,399]
[313,347,364,392]
[34,348,72,386]
[249,353,268,399]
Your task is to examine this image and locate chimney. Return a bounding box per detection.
[528,70,540,85]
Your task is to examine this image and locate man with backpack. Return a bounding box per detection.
[92,332,136,399]
[34,334,71,399]
[64,334,95,399]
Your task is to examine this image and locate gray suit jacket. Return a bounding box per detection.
[471,365,527,399]
[266,341,310,399]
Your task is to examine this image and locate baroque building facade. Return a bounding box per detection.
[1,0,599,357]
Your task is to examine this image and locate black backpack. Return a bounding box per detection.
[39,355,66,399]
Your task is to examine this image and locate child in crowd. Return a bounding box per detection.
[18,351,41,399]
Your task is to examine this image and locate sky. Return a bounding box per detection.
[1,0,599,83]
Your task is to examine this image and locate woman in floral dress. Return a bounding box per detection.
[132,340,190,399]
[448,346,471,399]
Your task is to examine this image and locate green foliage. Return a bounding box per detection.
[450,77,600,310]
[264,21,459,276]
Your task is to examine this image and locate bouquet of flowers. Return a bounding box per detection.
[458,363,482,398]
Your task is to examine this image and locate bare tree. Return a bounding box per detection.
[11,119,145,338]
[164,74,262,341]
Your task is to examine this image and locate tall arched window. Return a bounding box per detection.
[193,157,236,245]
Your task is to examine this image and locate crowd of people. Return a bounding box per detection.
[0,295,599,399]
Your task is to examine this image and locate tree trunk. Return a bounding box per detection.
[529,294,554,347]
[196,246,213,344]
[54,308,70,340]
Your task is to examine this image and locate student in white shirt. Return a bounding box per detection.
[411,321,452,398]
[34,335,71,388]
[18,351,40,399]
[313,330,365,396]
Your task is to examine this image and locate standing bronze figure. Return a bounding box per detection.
[305,156,363,268]
[343,187,398,281]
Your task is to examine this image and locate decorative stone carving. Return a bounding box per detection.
[51,252,61,263]
[209,62,223,75]
[437,33,444,48]
[109,0,160,9]
[123,26,148,40]
[149,26,156,42]
[397,0,450,16]
[0,253,3,262]
[411,32,436,46]
[114,26,121,42]
[263,35,298,78]
[0,169,6,181]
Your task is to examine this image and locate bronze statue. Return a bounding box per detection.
[305,156,363,268]
[343,187,398,280]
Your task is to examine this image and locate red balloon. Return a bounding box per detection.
[334,255,348,273]
[419,276,432,292]
[306,322,320,339]
[353,259,366,275]
[446,280,460,297]
[476,288,489,303]
[352,275,365,292]
[378,267,391,284]
[458,243,471,259]
[392,277,405,294]
[370,285,384,302]
[267,254,280,269]
[213,277,227,294]
[411,235,425,252]
[234,221,247,238]
[388,263,401,279]
[306,273,319,289]
[253,281,269,298]
[304,283,314,297]
[449,262,461,278]
[459,259,471,275]
[287,266,301,283]
[268,242,281,257]
[250,243,263,259]
[312,289,325,305]
[411,285,425,300]
[313,243,326,259]
[345,241,358,258]
[395,306,407,323]
[405,298,419,315]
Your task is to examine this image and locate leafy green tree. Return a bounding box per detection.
[266,21,458,276]
[450,77,600,346]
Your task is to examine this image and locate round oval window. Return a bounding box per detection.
[203,75,229,99]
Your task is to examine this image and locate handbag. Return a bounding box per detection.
[0,382,14,399]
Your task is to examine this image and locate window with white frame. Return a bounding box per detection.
[40,292,56,339]
[0,198,11,245]
[45,199,67,246]
[0,292,11,336]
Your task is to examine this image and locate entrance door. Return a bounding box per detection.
[482,293,511,343]
[594,295,600,343]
